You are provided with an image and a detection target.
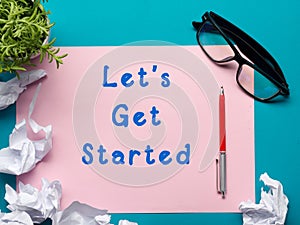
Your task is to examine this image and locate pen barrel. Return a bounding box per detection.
[219,94,226,151]
[219,152,226,194]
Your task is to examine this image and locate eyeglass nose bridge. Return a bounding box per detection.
[227,43,249,65]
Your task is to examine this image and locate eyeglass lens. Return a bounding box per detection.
[238,64,280,99]
[198,20,280,100]
[198,21,235,62]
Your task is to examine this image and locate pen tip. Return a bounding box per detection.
[222,192,225,198]
[220,86,224,95]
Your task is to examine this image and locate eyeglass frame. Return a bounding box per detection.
[192,11,290,102]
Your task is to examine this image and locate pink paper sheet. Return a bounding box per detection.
[17,45,254,213]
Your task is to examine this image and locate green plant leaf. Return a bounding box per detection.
[10,65,27,71]
[0,0,67,76]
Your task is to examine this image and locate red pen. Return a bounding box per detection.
[218,86,226,198]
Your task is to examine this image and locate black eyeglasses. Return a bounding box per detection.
[192,11,290,102]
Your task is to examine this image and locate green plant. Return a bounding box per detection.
[0,0,67,77]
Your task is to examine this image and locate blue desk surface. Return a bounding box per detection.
[0,0,300,224]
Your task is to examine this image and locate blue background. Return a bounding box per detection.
[0,0,299,224]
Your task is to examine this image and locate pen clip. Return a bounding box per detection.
[216,158,220,193]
